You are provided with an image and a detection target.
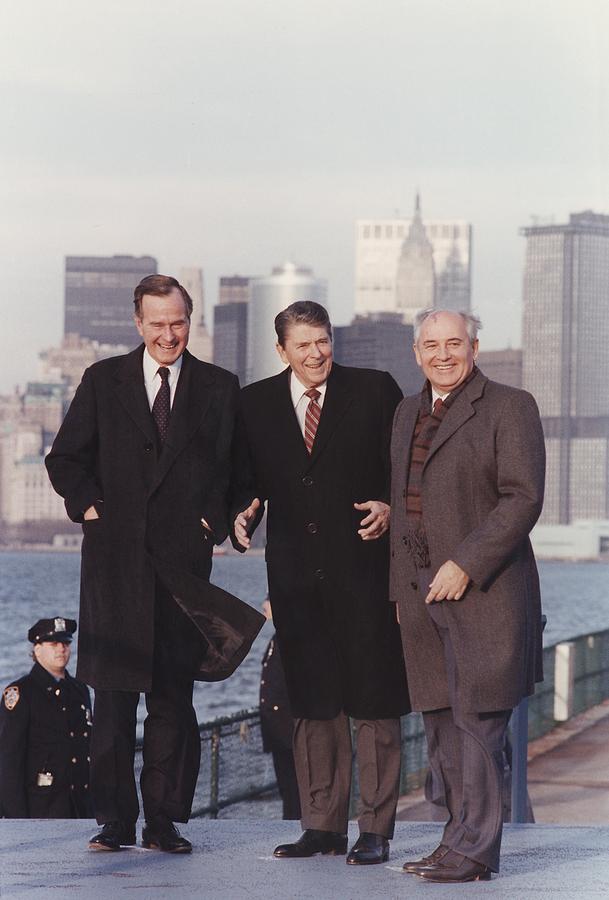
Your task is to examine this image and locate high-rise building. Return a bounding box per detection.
[476,348,522,389]
[333,314,421,396]
[219,275,252,306]
[179,267,212,362]
[521,210,609,523]
[64,255,157,345]
[213,301,248,385]
[247,262,327,384]
[355,199,471,318]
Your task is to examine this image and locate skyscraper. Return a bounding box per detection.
[333,314,421,396]
[395,195,436,321]
[247,262,327,384]
[355,198,471,318]
[521,210,609,523]
[179,267,212,362]
[64,255,157,345]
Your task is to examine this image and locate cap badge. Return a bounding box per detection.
[54,618,66,633]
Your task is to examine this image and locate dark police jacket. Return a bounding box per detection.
[0,663,93,818]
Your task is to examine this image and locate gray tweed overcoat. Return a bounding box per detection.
[390,370,545,713]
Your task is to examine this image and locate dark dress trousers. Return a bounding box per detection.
[0,663,92,818]
[260,636,301,820]
[239,364,409,836]
[45,346,264,825]
[390,370,545,870]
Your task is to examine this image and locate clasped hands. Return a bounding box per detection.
[233,498,389,549]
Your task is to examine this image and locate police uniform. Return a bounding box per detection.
[0,617,93,819]
[260,635,301,821]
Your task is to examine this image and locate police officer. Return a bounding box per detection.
[0,617,93,818]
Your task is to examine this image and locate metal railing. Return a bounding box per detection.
[133,627,609,820]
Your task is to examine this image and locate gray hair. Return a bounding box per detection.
[413,308,482,343]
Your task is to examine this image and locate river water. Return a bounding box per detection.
[1,552,608,725]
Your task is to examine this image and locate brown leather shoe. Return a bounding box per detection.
[273,829,348,858]
[402,843,449,873]
[346,832,389,865]
[417,854,492,883]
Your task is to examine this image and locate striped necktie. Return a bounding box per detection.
[304,388,321,454]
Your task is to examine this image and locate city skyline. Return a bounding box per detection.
[3,0,609,393]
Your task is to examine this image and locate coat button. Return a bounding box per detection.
[302,476,314,487]
[306,522,318,534]
[144,442,153,452]
[70,731,74,738]
[314,568,325,580]
[72,757,77,764]
[402,489,406,498]
[410,581,418,590]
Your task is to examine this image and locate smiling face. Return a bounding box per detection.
[276,322,333,389]
[34,640,71,678]
[135,289,190,366]
[414,311,478,394]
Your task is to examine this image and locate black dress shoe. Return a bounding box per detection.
[417,854,492,883]
[346,832,389,865]
[402,843,449,873]
[88,821,136,851]
[273,829,348,858]
[142,819,192,853]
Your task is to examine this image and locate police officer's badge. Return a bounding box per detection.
[54,618,66,633]
[3,686,20,710]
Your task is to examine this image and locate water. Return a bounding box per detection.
[1,552,608,725]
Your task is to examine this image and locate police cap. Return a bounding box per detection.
[28,617,77,644]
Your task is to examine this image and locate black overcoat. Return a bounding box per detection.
[0,663,92,818]
[45,346,264,692]
[390,371,545,713]
[240,364,409,720]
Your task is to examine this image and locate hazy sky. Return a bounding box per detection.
[2,0,608,393]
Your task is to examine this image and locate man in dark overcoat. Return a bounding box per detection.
[46,274,263,853]
[390,309,545,883]
[235,301,408,865]
[0,617,92,818]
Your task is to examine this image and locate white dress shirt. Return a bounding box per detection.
[290,372,328,437]
[142,349,183,410]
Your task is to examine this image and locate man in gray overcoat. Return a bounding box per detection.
[390,309,545,883]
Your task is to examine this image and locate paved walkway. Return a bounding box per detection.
[1,819,608,899]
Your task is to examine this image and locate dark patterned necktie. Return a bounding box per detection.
[304,388,321,454]
[152,367,171,444]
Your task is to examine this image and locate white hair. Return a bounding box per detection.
[413,308,482,343]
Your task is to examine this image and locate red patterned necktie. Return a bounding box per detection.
[433,397,444,415]
[304,388,321,454]
[152,367,171,444]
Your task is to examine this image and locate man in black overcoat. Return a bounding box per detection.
[46,274,263,853]
[235,301,408,865]
[390,309,545,883]
[0,617,92,818]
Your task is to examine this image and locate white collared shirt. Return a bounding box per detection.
[290,372,328,437]
[142,349,183,410]
[432,387,450,408]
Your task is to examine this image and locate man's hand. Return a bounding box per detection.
[83,505,99,521]
[425,560,470,604]
[234,498,261,549]
[354,500,390,541]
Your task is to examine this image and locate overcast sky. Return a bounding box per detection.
[2,0,608,393]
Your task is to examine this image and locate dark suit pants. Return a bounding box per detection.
[424,598,510,872]
[90,581,203,826]
[271,748,302,820]
[293,713,401,838]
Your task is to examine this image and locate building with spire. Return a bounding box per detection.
[395,194,436,322]
[354,196,471,318]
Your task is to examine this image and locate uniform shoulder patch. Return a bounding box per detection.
[3,685,20,710]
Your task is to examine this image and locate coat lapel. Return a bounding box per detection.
[424,370,487,471]
[307,363,353,466]
[396,397,420,494]
[275,368,311,466]
[114,346,157,444]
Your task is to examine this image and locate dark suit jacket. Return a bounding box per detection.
[45,346,264,692]
[239,363,409,720]
[390,370,545,713]
[0,663,92,818]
